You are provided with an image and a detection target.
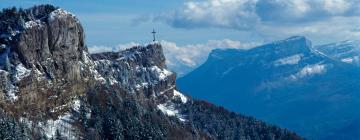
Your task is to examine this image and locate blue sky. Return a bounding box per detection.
[1,0,188,46]
[2,0,360,75]
[0,0,290,47]
[3,0,360,46]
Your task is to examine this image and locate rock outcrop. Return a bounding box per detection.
[0,6,96,123]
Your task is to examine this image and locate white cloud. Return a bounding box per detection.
[257,16,360,44]
[154,0,259,30]
[88,45,114,53]
[148,0,360,30]
[160,39,259,76]
[116,42,141,50]
[88,42,140,54]
[323,0,351,14]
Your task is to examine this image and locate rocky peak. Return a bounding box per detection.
[0,5,92,120]
[91,43,176,96]
[1,5,85,80]
[92,43,166,69]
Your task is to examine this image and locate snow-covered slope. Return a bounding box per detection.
[178,36,360,140]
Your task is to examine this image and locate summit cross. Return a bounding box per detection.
[151,29,156,42]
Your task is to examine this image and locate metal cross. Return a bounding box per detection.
[151,29,156,42]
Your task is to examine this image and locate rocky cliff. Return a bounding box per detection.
[0,5,301,140]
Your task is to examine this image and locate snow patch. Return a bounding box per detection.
[341,57,359,64]
[150,66,173,80]
[93,69,106,83]
[20,99,82,139]
[290,63,326,80]
[72,99,81,111]
[90,62,106,84]
[157,104,178,116]
[135,82,149,90]
[40,113,76,139]
[6,84,18,101]
[274,54,302,66]
[41,99,80,139]
[82,51,92,64]
[157,103,186,122]
[15,64,31,82]
[0,44,6,49]
[157,89,188,121]
[173,90,188,103]
[25,20,42,29]
[49,9,77,21]
[50,99,80,113]
[341,58,354,63]
[109,77,118,85]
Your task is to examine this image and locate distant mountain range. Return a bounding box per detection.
[178,36,360,139]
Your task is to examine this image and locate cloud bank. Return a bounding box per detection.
[153,0,360,29]
[137,0,360,43]
[155,0,258,30]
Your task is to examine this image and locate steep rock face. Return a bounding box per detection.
[0,6,98,123]
[0,5,302,140]
[91,44,175,95]
[91,44,186,122]
[178,36,360,139]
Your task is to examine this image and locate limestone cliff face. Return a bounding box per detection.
[91,44,176,96]
[16,9,86,83]
[0,7,96,121]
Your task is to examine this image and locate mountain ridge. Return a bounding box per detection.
[178,35,360,139]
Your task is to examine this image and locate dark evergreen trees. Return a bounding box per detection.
[0,112,26,140]
[0,4,58,44]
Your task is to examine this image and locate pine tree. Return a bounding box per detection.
[55,129,63,140]
[79,101,88,128]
